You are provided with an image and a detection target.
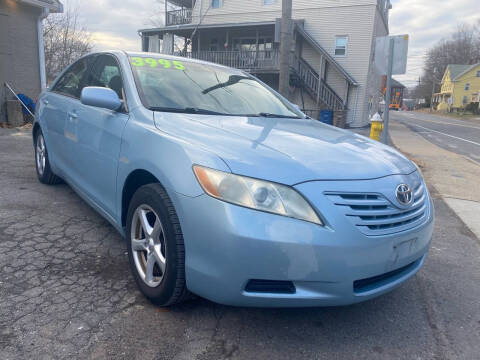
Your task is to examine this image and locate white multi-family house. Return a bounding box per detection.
[138,0,391,127]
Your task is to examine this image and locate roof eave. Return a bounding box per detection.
[18,0,63,13]
[167,0,195,8]
[138,20,277,34]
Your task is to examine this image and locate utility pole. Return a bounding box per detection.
[430,67,437,113]
[382,37,394,145]
[279,0,292,99]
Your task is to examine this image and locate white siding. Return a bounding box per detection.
[301,41,322,74]
[185,0,386,126]
[326,66,348,102]
[193,0,379,24]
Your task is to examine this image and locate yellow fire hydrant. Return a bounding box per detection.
[369,113,384,141]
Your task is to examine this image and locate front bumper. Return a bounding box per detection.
[173,177,434,307]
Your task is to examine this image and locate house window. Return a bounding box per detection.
[476,70,480,77]
[335,36,348,56]
[212,0,221,8]
[263,0,275,5]
[465,83,470,90]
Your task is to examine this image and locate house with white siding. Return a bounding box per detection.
[138,0,391,127]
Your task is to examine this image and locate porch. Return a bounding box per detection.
[167,8,193,26]
[433,92,452,111]
[164,0,195,26]
[433,92,452,105]
[177,50,280,73]
[139,21,357,113]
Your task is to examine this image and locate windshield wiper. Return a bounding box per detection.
[202,75,251,94]
[148,106,227,115]
[149,107,303,118]
[250,112,303,119]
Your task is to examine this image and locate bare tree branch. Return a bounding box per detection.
[414,22,480,101]
[43,3,93,83]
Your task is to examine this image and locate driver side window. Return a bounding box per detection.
[52,57,91,98]
[86,55,125,103]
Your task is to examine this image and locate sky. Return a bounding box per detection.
[390,0,479,87]
[64,0,479,88]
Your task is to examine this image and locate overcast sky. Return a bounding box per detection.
[65,0,479,88]
[390,0,479,87]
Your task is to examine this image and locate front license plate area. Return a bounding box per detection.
[386,237,418,271]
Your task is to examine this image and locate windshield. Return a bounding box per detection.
[129,56,304,118]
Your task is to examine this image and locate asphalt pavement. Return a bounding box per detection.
[1,127,479,359]
[390,111,480,163]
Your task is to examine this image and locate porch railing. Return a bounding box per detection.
[178,50,280,71]
[166,9,192,26]
[292,56,345,111]
[173,50,344,111]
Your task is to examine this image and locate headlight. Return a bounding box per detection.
[193,165,323,225]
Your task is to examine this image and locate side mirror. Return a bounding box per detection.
[81,86,122,111]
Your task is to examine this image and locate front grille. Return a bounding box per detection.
[353,258,421,293]
[245,280,296,294]
[326,182,428,236]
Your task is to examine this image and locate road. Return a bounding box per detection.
[1,128,480,359]
[391,111,480,163]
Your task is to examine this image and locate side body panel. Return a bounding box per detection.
[115,106,230,228]
[36,92,71,174]
[65,102,129,219]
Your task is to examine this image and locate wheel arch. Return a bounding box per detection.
[121,169,162,227]
[32,122,41,144]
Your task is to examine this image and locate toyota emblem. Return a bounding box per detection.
[395,184,413,206]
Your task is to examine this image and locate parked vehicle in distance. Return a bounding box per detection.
[33,51,434,307]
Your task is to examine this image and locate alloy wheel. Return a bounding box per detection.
[130,205,167,287]
[36,134,46,176]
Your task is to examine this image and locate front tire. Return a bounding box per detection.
[126,184,190,306]
[35,130,61,185]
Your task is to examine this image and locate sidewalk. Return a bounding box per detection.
[388,121,480,239]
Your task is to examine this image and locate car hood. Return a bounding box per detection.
[153,112,416,185]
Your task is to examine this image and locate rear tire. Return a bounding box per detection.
[126,183,191,306]
[34,130,61,185]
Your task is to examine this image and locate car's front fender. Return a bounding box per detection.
[115,108,230,226]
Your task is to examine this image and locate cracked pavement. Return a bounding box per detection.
[1,127,479,359]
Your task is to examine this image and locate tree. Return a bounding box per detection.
[414,23,480,102]
[43,4,93,83]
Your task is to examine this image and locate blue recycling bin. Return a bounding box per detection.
[319,110,333,125]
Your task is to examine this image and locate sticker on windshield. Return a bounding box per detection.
[130,57,185,70]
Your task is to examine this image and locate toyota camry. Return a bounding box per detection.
[33,51,434,307]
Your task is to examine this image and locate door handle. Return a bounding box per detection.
[43,99,49,105]
[68,112,78,119]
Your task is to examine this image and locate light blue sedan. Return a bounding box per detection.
[33,51,434,307]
